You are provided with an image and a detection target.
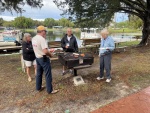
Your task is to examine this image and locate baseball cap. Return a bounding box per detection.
[37,25,46,31]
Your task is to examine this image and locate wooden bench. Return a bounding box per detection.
[48,41,61,48]
[114,46,128,52]
[81,38,101,46]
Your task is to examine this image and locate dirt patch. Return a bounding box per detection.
[0,46,150,113]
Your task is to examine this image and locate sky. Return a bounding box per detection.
[0,0,63,21]
[0,0,128,22]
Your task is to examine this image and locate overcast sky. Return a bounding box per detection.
[0,0,63,21]
[0,0,128,22]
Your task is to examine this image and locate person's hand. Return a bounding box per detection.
[106,48,109,50]
[49,48,55,53]
[65,46,69,48]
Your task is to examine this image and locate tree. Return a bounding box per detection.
[3,20,14,27]
[44,18,55,28]
[33,20,44,27]
[0,0,43,13]
[13,16,34,28]
[54,0,150,46]
[128,15,143,29]
[0,18,4,26]
[58,18,74,27]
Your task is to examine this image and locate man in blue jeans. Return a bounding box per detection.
[32,25,58,94]
[97,29,115,83]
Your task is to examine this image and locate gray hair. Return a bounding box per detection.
[100,29,109,35]
[23,33,31,42]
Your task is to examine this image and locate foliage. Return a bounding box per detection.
[54,0,150,45]
[33,20,44,27]
[44,18,55,28]
[0,0,43,13]
[128,15,143,29]
[3,20,14,27]
[54,0,147,26]
[115,21,130,29]
[0,18,4,26]
[13,16,34,28]
[58,18,74,27]
[1,17,75,29]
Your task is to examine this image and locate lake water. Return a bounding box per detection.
[28,31,141,47]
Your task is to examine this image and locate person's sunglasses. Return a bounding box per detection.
[42,30,47,32]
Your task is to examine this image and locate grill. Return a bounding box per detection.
[58,52,94,76]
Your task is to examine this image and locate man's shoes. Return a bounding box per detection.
[106,78,111,83]
[61,71,66,76]
[50,89,59,94]
[69,69,74,75]
[96,77,104,80]
[61,70,70,76]
[69,69,73,73]
[38,86,45,92]
[28,77,32,82]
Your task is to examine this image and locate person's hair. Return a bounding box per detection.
[100,29,109,35]
[23,33,31,42]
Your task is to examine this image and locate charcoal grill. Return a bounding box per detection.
[58,52,94,76]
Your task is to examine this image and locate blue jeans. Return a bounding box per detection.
[36,57,53,93]
[100,53,112,79]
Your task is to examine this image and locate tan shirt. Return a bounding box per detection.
[32,35,48,58]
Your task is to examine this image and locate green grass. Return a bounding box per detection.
[109,28,142,33]
[116,40,140,47]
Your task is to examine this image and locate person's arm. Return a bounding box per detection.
[41,38,53,58]
[74,38,78,52]
[42,48,52,58]
[22,42,29,54]
[61,37,66,49]
[26,42,34,53]
[107,38,115,51]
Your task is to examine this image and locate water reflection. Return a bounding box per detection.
[28,31,141,47]
[28,31,83,46]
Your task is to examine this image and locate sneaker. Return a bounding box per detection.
[106,78,111,83]
[28,77,32,82]
[96,77,104,80]
[69,69,74,75]
[50,89,59,94]
[69,69,73,73]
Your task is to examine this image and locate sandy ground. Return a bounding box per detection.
[0,46,150,113]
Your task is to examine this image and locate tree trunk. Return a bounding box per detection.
[139,0,150,46]
[139,19,150,46]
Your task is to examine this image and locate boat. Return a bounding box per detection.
[52,26,63,35]
[0,27,22,47]
[80,28,101,46]
[80,28,101,39]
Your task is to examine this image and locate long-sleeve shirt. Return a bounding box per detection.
[99,36,115,55]
[61,34,78,52]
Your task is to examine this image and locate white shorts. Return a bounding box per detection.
[24,60,36,67]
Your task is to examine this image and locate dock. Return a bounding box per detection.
[0,46,22,51]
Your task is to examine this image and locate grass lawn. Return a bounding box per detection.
[0,46,150,113]
[109,28,142,33]
[116,40,141,47]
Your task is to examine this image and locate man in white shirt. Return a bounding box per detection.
[32,25,58,94]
